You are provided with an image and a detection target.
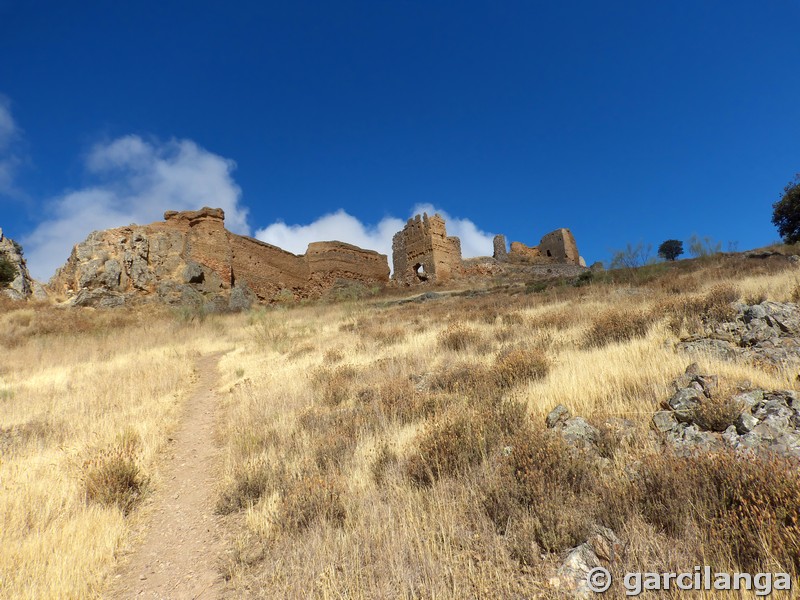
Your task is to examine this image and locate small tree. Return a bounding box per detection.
[0,255,17,286]
[658,239,684,261]
[772,174,800,244]
[687,234,722,258]
[609,241,653,269]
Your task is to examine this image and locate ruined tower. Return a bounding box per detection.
[391,213,462,285]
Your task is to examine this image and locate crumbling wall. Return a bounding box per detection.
[492,234,507,260]
[51,207,390,306]
[498,227,583,266]
[538,228,580,263]
[391,213,462,285]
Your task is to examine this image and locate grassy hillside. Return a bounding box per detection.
[1,250,798,598]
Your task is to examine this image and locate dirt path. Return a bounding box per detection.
[107,353,229,600]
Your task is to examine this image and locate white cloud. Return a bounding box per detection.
[23,135,249,281]
[255,210,405,259]
[255,204,494,270]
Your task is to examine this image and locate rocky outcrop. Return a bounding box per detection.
[677,300,800,370]
[0,228,46,301]
[50,207,389,308]
[652,364,800,459]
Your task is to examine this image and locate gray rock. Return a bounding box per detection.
[559,417,599,449]
[723,425,740,447]
[736,412,760,435]
[557,543,601,598]
[183,261,205,284]
[668,388,702,421]
[732,390,764,408]
[652,411,678,433]
[70,288,126,308]
[229,283,256,311]
[677,338,738,360]
[546,404,571,428]
[102,259,121,288]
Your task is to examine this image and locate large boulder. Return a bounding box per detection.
[0,228,45,301]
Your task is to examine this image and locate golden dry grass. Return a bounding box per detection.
[1,254,799,599]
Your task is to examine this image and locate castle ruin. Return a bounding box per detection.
[391,213,462,285]
[495,228,584,266]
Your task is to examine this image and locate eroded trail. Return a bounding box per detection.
[107,353,228,600]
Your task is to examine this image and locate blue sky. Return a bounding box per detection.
[1,1,799,280]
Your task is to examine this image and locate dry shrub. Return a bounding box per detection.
[437,323,484,352]
[492,348,549,389]
[528,307,575,330]
[0,418,57,455]
[406,409,491,486]
[791,278,800,304]
[370,443,400,486]
[298,405,367,439]
[504,513,542,566]
[631,450,800,572]
[482,426,598,553]
[429,361,494,397]
[82,438,149,515]
[501,312,525,326]
[661,283,740,335]
[217,458,282,515]
[691,394,743,432]
[323,348,344,364]
[358,377,434,424]
[310,365,360,407]
[312,428,357,471]
[279,473,347,531]
[361,324,407,346]
[583,309,655,348]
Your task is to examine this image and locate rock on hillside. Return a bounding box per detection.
[49,207,390,308]
[0,228,46,301]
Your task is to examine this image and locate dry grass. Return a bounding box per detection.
[3,253,800,598]
[0,303,230,598]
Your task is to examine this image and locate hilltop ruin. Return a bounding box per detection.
[391,213,463,285]
[50,207,389,307]
[494,228,585,266]
[392,214,587,285]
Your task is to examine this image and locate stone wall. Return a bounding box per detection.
[50,207,389,307]
[392,213,462,285]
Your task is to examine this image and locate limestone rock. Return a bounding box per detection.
[50,207,389,307]
[654,366,800,459]
[0,228,44,301]
[677,300,800,369]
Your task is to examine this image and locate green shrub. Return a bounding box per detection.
[0,255,17,287]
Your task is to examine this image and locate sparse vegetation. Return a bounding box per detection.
[2,250,800,598]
